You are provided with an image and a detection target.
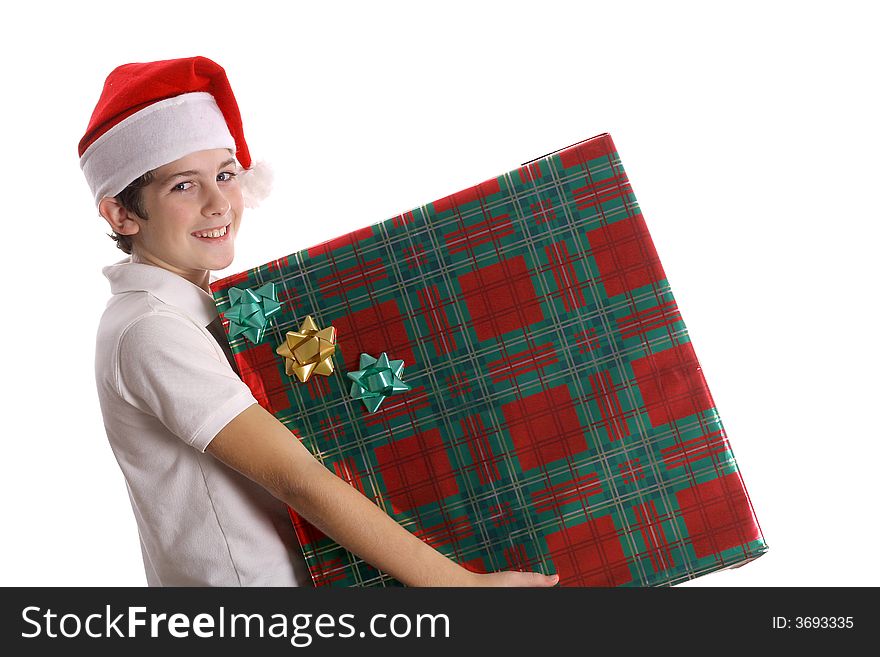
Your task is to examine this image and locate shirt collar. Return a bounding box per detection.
[102,256,221,327]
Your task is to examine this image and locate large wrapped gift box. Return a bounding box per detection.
[211,132,768,586]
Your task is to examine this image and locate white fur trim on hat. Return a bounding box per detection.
[79,91,236,205]
[239,159,273,208]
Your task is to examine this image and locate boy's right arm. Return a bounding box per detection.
[207,403,559,588]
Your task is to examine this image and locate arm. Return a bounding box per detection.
[207,403,558,587]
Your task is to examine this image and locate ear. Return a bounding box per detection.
[98,197,141,236]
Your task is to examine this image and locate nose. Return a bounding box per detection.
[203,181,230,217]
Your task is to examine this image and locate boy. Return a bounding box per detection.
[83,56,559,587]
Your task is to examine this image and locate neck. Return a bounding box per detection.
[130,250,211,293]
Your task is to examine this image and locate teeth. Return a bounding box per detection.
[194,225,228,238]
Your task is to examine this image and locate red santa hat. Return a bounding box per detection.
[79,56,271,208]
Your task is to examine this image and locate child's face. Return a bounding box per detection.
[129,148,244,279]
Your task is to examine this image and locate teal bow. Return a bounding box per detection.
[347,352,412,413]
[223,283,282,344]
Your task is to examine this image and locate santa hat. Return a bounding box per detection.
[79,56,271,208]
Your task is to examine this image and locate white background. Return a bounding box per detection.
[0,0,876,587]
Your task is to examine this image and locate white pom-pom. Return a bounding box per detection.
[239,159,274,208]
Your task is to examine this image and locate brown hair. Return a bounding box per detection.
[107,169,155,254]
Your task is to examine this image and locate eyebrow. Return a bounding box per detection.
[159,158,237,186]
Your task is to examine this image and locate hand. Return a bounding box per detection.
[469,571,560,587]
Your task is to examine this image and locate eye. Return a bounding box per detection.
[217,171,238,182]
[172,181,193,192]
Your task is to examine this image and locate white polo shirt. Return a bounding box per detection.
[95,256,311,587]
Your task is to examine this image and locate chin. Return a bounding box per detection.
[216,255,235,271]
[207,251,235,272]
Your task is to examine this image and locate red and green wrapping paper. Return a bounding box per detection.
[211,132,768,587]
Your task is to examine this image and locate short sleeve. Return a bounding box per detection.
[116,312,258,452]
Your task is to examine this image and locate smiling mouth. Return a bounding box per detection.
[191,222,232,239]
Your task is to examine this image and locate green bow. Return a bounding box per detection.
[223,283,282,344]
[347,352,412,413]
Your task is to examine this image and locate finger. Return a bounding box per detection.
[522,572,559,587]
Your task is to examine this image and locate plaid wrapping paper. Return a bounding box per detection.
[211,132,768,587]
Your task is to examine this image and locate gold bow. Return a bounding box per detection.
[276,316,337,383]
